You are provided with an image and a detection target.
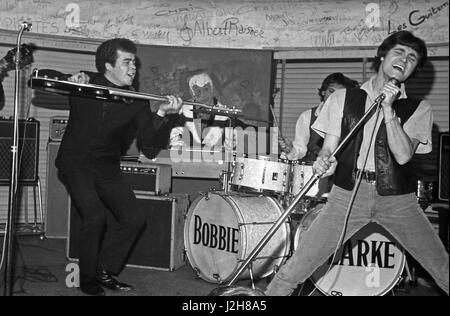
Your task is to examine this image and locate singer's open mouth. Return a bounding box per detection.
[393,64,405,72]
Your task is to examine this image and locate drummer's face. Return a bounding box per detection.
[191,83,213,104]
[105,50,136,87]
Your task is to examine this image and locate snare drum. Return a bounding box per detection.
[290,160,319,197]
[184,192,291,283]
[294,209,405,296]
[230,156,291,194]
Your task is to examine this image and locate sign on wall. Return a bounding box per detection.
[0,0,448,49]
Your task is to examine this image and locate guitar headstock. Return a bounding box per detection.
[192,103,243,118]
[1,44,34,73]
[212,104,242,115]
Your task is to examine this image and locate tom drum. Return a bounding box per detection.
[230,156,291,195]
[290,161,320,198]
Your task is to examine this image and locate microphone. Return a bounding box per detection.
[375,77,401,103]
[22,21,32,32]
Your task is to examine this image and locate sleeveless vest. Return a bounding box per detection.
[303,106,324,161]
[334,88,420,195]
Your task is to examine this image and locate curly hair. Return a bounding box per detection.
[95,38,137,74]
[318,72,360,102]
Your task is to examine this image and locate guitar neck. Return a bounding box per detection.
[31,75,243,115]
[109,89,218,109]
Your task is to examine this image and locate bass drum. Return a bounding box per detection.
[294,208,405,296]
[185,192,291,283]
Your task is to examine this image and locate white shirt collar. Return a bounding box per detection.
[361,76,407,101]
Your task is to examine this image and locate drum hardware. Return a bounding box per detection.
[213,274,222,283]
[192,267,202,279]
[248,263,255,287]
[219,170,232,193]
[261,166,266,184]
[238,164,244,181]
[221,90,391,289]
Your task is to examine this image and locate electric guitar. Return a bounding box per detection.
[0,44,34,74]
[30,70,244,118]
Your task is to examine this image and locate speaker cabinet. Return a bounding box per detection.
[67,194,189,271]
[45,141,70,238]
[0,118,40,184]
[438,132,449,201]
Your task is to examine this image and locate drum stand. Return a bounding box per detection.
[220,90,390,288]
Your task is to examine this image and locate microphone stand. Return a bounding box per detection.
[3,22,31,297]
[225,88,393,286]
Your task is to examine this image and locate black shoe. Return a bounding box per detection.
[80,279,105,296]
[96,268,133,292]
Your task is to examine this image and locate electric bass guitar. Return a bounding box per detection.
[30,69,244,118]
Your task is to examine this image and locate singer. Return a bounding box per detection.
[265,31,449,296]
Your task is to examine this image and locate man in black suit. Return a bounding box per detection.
[51,38,183,296]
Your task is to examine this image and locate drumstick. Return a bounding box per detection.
[270,105,288,149]
[270,105,283,136]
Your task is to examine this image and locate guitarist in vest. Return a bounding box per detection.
[266,31,449,296]
[279,73,359,198]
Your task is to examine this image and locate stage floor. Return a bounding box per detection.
[0,235,445,297]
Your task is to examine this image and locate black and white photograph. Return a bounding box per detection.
[0,0,448,301]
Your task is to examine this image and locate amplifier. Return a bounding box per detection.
[45,141,69,238]
[67,194,189,271]
[0,117,40,184]
[120,161,171,195]
[49,116,68,141]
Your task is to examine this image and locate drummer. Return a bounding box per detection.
[279,73,359,198]
[167,72,253,151]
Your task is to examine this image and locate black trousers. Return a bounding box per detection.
[59,160,145,281]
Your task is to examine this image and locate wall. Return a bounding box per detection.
[0,0,448,49]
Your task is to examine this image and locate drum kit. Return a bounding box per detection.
[184,155,320,284]
[29,70,407,296]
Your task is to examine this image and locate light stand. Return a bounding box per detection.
[3,22,32,297]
